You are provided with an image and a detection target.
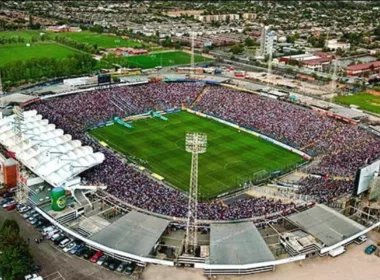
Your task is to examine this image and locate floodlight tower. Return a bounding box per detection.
[12,106,29,204]
[190,30,195,76]
[329,58,338,108]
[185,132,207,254]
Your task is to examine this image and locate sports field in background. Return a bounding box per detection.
[335,92,380,114]
[90,112,304,199]
[54,31,142,48]
[0,30,42,41]
[121,51,213,69]
[0,43,81,66]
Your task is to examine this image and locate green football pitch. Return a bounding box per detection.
[121,51,213,69]
[0,43,81,66]
[54,31,142,49]
[0,30,42,41]
[90,112,304,199]
[334,92,380,114]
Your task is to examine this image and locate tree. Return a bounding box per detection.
[230,44,244,54]
[244,37,254,47]
[0,219,33,280]
[335,47,344,56]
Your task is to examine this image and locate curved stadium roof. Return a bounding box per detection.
[0,110,105,187]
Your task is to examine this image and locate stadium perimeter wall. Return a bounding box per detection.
[185,108,312,160]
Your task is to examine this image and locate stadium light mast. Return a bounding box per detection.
[185,132,207,255]
[12,106,29,204]
[190,30,195,76]
[329,58,338,108]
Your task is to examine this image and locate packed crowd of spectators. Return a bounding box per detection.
[195,86,380,177]
[23,82,380,220]
[45,83,204,126]
[297,177,353,204]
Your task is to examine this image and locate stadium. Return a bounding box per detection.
[1,76,380,276]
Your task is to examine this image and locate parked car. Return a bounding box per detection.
[2,199,16,208]
[116,262,126,273]
[90,251,103,263]
[59,238,72,249]
[63,242,76,253]
[102,257,111,267]
[5,203,16,211]
[125,262,136,275]
[29,217,40,225]
[35,219,49,229]
[42,226,56,236]
[3,192,14,199]
[19,205,31,213]
[22,210,35,219]
[51,233,64,242]
[365,245,377,255]
[48,230,62,240]
[0,197,12,206]
[28,213,40,221]
[109,260,121,271]
[83,249,95,260]
[97,255,108,266]
[355,235,367,245]
[30,264,41,273]
[70,244,84,255]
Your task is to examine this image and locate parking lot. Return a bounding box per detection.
[0,205,139,280]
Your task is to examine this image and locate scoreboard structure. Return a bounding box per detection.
[98,74,112,85]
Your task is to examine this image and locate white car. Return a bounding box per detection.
[63,242,76,253]
[50,232,63,241]
[19,205,31,213]
[42,226,56,236]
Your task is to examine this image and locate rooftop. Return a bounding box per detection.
[209,222,275,265]
[346,61,380,71]
[89,211,170,257]
[287,204,365,246]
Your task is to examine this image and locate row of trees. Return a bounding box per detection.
[0,33,51,46]
[1,54,97,90]
[0,219,34,280]
[54,35,99,54]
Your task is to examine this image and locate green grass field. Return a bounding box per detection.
[121,51,213,69]
[54,31,142,49]
[0,30,42,41]
[335,92,380,114]
[0,43,81,66]
[90,112,304,199]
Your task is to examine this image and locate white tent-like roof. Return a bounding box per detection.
[0,110,105,187]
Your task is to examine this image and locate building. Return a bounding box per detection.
[107,48,148,57]
[325,39,350,51]
[279,53,333,70]
[194,14,240,23]
[242,13,257,20]
[259,26,277,57]
[45,25,81,33]
[345,61,380,76]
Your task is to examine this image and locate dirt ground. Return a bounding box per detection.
[367,89,380,96]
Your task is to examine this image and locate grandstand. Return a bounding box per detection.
[1,78,380,276]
